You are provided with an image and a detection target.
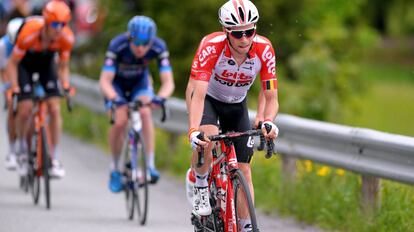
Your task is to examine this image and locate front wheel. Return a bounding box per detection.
[232,169,258,232]
[134,132,148,225]
[41,126,51,209]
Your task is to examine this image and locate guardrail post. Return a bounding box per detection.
[361,175,381,213]
[281,155,296,181]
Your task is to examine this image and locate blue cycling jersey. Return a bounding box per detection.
[0,35,14,69]
[102,33,172,86]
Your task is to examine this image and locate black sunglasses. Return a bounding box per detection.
[226,27,256,39]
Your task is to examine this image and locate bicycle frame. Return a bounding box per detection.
[32,98,50,177]
[193,127,274,232]
[210,139,239,231]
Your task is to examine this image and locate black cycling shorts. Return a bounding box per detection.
[17,51,60,101]
[200,95,254,163]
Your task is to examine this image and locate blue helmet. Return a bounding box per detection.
[127,15,157,46]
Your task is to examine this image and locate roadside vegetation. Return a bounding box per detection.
[66,0,414,231]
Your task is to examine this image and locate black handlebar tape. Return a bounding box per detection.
[264,123,275,159]
[160,102,167,122]
[110,103,116,124]
[66,96,73,112]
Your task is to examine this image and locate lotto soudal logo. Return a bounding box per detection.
[221,70,252,81]
[214,75,251,87]
[262,45,276,75]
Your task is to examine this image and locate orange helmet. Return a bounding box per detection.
[42,1,71,24]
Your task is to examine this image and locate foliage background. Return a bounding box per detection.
[67,1,414,231]
[74,0,413,123]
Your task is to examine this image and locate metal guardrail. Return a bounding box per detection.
[71,74,414,185]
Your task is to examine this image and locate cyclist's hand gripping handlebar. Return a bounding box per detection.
[257,122,266,151]
[12,93,18,117]
[151,96,168,123]
[258,121,275,159]
[63,87,75,112]
[196,132,205,168]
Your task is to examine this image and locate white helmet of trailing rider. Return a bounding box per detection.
[6,17,24,44]
[218,0,259,28]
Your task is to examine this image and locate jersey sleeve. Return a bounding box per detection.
[101,39,118,73]
[155,39,172,73]
[190,34,223,82]
[11,27,31,61]
[0,38,7,69]
[58,27,75,62]
[257,38,277,91]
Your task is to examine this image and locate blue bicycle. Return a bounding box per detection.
[110,99,166,225]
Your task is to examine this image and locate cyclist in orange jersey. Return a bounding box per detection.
[8,1,74,179]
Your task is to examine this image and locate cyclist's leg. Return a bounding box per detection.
[106,82,128,192]
[5,89,18,169]
[219,97,255,230]
[130,76,159,182]
[191,95,219,216]
[15,65,34,175]
[42,63,65,177]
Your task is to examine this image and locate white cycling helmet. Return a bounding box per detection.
[6,17,24,44]
[218,0,259,28]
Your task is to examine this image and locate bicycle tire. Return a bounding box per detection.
[124,157,135,220]
[29,133,41,205]
[41,126,51,209]
[232,169,258,232]
[134,131,148,225]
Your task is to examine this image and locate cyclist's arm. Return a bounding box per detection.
[254,89,266,127]
[99,70,117,100]
[263,89,278,121]
[157,70,174,98]
[185,78,195,115]
[189,80,208,130]
[7,56,20,92]
[58,60,70,89]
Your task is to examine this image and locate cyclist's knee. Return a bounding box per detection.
[48,103,61,118]
[139,106,152,119]
[17,101,33,120]
[239,163,252,181]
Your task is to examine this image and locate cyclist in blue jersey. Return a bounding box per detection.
[0,18,24,171]
[99,15,175,193]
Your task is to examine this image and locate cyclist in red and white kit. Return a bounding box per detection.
[186,0,279,230]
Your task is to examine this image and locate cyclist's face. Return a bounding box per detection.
[46,21,65,39]
[130,42,152,58]
[225,24,256,55]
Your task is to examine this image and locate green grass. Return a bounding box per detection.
[336,63,414,136]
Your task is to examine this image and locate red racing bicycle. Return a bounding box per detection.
[191,123,275,232]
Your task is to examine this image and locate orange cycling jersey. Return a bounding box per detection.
[190,32,277,103]
[12,16,75,62]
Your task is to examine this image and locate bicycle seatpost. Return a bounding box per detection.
[196,132,205,168]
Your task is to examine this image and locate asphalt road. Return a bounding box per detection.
[0,98,322,232]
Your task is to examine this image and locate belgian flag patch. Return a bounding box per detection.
[262,79,278,90]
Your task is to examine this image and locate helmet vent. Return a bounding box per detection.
[238,7,245,22]
[251,16,258,22]
[248,10,252,22]
[230,13,239,24]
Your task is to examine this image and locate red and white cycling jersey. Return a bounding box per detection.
[190,32,277,103]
